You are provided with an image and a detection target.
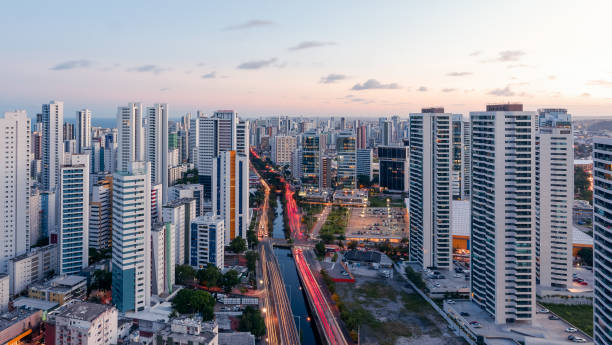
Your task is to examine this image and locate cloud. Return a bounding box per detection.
[237,58,277,70]
[196,62,206,67]
[587,80,612,87]
[289,41,336,51]
[497,50,525,62]
[224,20,274,30]
[507,64,529,69]
[417,86,428,92]
[50,59,92,70]
[351,79,401,90]
[201,72,216,79]
[319,74,347,84]
[127,65,167,74]
[548,75,557,80]
[160,88,170,92]
[581,92,591,97]
[469,50,482,56]
[446,71,472,77]
[442,88,456,93]
[488,85,515,97]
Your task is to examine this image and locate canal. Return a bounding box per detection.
[271,196,321,345]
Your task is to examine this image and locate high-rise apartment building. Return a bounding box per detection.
[151,222,175,296]
[237,119,250,156]
[111,161,151,312]
[190,214,225,269]
[59,154,90,275]
[42,101,64,192]
[451,115,463,200]
[536,109,573,289]
[470,104,537,324]
[409,109,452,271]
[116,103,145,173]
[146,104,169,204]
[0,111,31,272]
[382,120,393,146]
[336,131,357,189]
[49,302,118,345]
[592,137,612,345]
[76,109,91,153]
[356,125,367,149]
[163,198,197,266]
[319,156,332,190]
[271,135,297,165]
[89,175,113,249]
[169,184,204,217]
[378,146,409,193]
[188,113,202,164]
[462,120,471,199]
[356,149,373,182]
[301,131,320,190]
[212,151,249,245]
[9,244,58,296]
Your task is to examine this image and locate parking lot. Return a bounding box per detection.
[570,267,594,293]
[346,207,408,241]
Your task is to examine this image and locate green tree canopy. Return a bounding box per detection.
[171,289,216,320]
[229,237,247,254]
[245,251,257,273]
[197,264,222,287]
[238,306,266,337]
[577,247,593,266]
[175,265,197,286]
[221,270,240,293]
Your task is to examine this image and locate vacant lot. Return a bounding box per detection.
[336,279,467,345]
[541,303,593,336]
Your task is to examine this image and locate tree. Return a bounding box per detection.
[221,270,240,293]
[315,241,326,257]
[247,229,258,248]
[348,241,358,250]
[197,264,222,287]
[574,166,593,204]
[229,237,247,254]
[171,289,216,320]
[246,251,257,273]
[577,247,593,266]
[90,269,112,291]
[238,306,266,337]
[175,265,196,286]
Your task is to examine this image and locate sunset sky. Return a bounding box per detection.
[2,0,612,119]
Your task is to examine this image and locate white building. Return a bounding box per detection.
[212,151,249,245]
[291,148,303,180]
[336,131,357,189]
[409,109,453,271]
[89,175,113,249]
[470,104,537,324]
[59,154,90,275]
[0,111,31,272]
[536,109,573,289]
[0,274,8,312]
[451,114,464,200]
[462,120,471,199]
[169,184,205,217]
[271,135,296,165]
[53,302,118,345]
[356,148,373,181]
[151,222,175,296]
[111,161,151,312]
[30,189,42,247]
[190,214,224,269]
[42,101,64,192]
[592,137,612,345]
[76,109,91,154]
[8,244,59,296]
[188,113,202,164]
[116,103,145,173]
[163,199,197,266]
[146,104,169,204]
[237,119,250,156]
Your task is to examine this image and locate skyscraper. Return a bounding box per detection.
[409,109,452,271]
[0,111,31,273]
[111,161,151,312]
[89,174,113,249]
[336,131,357,189]
[59,154,90,275]
[591,137,612,345]
[42,101,64,192]
[451,115,463,200]
[146,104,169,204]
[356,148,373,182]
[382,120,393,146]
[378,146,409,192]
[462,120,471,199]
[163,198,197,266]
[76,109,91,153]
[470,104,536,324]
[151,222,175,296]
[117,103,145,173]
[301,131,320,190]
[271,135,297,165]
[536,109,573,289]
[356,125,367,149]
[212,151,249,244]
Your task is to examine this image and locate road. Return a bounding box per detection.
[260,240,300,345]
[310,205,331,239]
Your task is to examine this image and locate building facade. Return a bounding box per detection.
[146,104,169,204]
[336,131,357,189]
[116,103,145,173]
[8,244,59,296]
[51,302,118,345]
[76,109,91,154]
[271,135,297,165]
[302,131,320,190]
[151,222,175,296]
[212,151,249,244]
[379,146,409,193]
[190,215,225,269]
[356,148,373,182]
[89,175,113,249]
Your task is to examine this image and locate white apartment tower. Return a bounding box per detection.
[146,104,169,204]
[151,222,175,296]
[0,111,31,272]
[535,109,573,289]
[470,104,537,324]
[163,198,197,266]
[190,214,225,269]
[212,151,249,245]
[42,101,64,192]
[111,161,151,312]
[592,137,612,345]
[409,108,452,271]
[462,120,471,199]
[76,109,91,153]
[116,103,145,173]
[271,135,297,165]
[59,154,90,275]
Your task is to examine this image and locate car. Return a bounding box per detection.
[579,281,588,286]
[573,337,587,343]
[434,283,441,288]
[469,321,479,324]
[538,308,549,313]
[567,335,575,341]
[447,300,456,304]
[548,315,560,320]
[454,274,463,278]
[460,312,470,317]
[565,328,578,333]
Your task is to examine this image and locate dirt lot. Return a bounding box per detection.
[346,207,408,240]
[335,277,467,345]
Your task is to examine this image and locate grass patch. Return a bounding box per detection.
[355,282,397,300]
[541,303,593,336]
[319,206,349,243]
[368,195,404,207]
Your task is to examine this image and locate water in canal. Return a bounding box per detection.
[271,196,322,345]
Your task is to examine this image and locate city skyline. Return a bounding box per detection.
[2,1,612,118]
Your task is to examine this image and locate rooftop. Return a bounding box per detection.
[55,301,113,322]
[12,297,58,311]
[218,332,255,345]
[451,200,470,237]
[0,308,39,330]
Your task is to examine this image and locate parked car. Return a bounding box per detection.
[447,300,456,304]
[538,308,549,313]
[549,315,560,320]
[565,328,577,333]
[567,335,575,341]
[579,281,588,286]
[573,337,587,343]
[460,312,470,317]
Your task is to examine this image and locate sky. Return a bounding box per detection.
[1,0,612,119]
